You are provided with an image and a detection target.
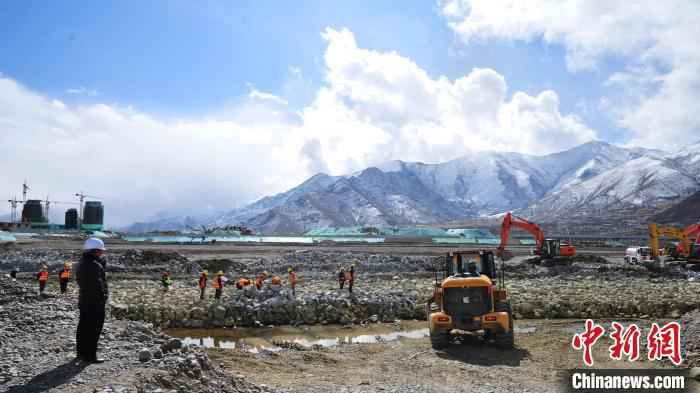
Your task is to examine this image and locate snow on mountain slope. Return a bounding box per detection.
[124,141,698,234]
[526,147,700,222]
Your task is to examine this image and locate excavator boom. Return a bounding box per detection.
[683,223,700,244]
[648,223,690,259]
[498,212,545,255]
[498,212,575,259]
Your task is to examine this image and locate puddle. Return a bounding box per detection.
[166,321,429,352]
[513,326,537,334]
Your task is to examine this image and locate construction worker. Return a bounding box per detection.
[37,264,49,294]
[346,264,356,294]
[161,271,172,291]
[76,237,109,363]
[213,271,225,299]
[235,277,251,290]
[255,271,268,290]
[288,267,297,296]
[338,266,346,290]
[59,262,72,294]
[198,270,208,300]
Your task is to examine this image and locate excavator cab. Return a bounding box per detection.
[428,251,513,350]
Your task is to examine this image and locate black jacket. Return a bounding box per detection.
[76,252,108,305]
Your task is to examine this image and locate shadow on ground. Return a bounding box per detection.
[435,336,530,367]
[6,360,87,393]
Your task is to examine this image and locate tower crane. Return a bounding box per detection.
[43,196,79,224]
[7,196,23,224]
[75,192,102,230]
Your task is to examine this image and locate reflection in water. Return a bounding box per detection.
[170,322,429,352]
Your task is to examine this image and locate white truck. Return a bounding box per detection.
[625,246,652,264]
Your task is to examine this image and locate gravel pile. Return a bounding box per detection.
[110,281,422,328]
[0,277,280,393]
[683,310,700,367]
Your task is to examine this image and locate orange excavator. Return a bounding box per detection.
[684,223,700,264]
[497,212,576,262]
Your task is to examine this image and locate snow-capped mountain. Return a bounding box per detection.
[123,141,700,234]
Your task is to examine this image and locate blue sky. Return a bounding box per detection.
[1,0,622,139]
[2,0,695,226]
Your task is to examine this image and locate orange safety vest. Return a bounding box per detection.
[289,272,297,285]
[236,278,251,289]
[38,271,49,282]
[271,276,282,285]
[213,277,222,289]
[60,269,71,280]
[198,275,207,289]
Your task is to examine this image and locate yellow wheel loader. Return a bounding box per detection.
[427,250,513,350]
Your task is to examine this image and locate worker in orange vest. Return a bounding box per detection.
[198,270,208,300]
[213,271,225,299]
[346,264,356,294]
[59,262,72,294]
[255,271,268,290]
[338,266,346,290]
[235,277,251,290]
[288,267,297,296]
[37,264,49,294]
[270,275,282,285]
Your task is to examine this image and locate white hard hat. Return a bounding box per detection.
[84,237,106,251]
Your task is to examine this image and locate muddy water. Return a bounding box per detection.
[166,320,540,352]
[166,321,429,352]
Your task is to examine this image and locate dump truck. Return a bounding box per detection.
[427,250,513,350]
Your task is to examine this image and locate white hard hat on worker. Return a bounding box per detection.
[84,237,106,251]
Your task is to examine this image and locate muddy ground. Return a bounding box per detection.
[208,318,700,393]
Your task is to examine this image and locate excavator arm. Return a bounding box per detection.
[683,223,700,244]
[498,212,545,257]
[649,223,690,258]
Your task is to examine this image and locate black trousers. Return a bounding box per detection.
[76,303,105,360]
[215,289,222,299]
[60,279,68,293]
[200,288,206,300]
[339,279,345,289]
[348,280,353,293]
[39,281,46,293]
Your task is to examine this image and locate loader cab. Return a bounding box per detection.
[443,250,496,280]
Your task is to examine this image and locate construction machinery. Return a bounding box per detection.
[498,212,576,262]
[683,223,700,264]
[427,250,513,349]
[648,223,690,261]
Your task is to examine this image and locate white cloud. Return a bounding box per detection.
[66,87,98,96]
[0,27,596,226]
[438,0,700,148]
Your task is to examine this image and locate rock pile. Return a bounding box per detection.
[0,277,279,393]
[0,249,79,274]
[111,282,423,328]
[114,249,197,274]
[683,310,700,367]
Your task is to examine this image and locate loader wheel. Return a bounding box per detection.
[493,301,515,349]
[430,331,451,349]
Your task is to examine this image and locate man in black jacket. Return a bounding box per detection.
[75,237,108,363]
